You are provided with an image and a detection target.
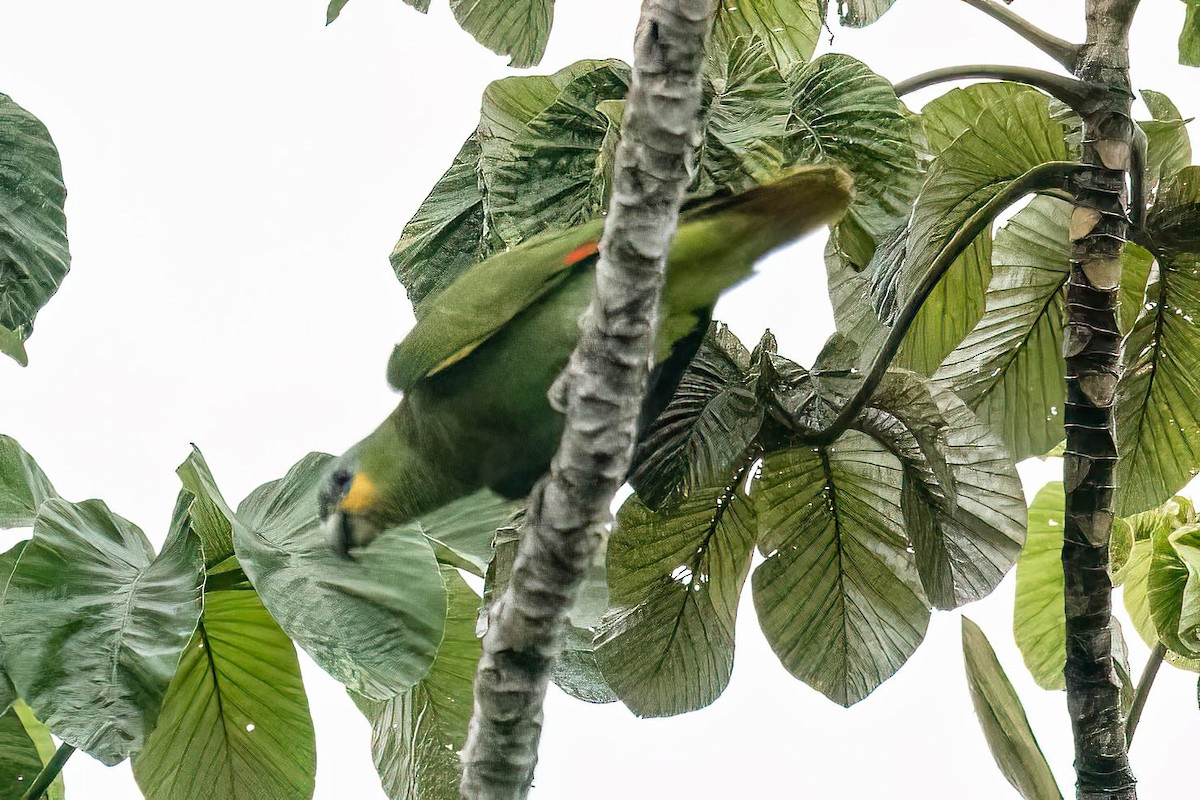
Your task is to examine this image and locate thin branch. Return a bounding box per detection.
[894,65,1101,114]
[806,161,1081,446]
[960,0,1083,71]
[1125,642,1166,746]
[21,742,74,800]
[458,1,719,798]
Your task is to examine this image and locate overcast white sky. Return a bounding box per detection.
[1,1,1197,798]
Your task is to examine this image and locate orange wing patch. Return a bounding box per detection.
[564,241,600,267]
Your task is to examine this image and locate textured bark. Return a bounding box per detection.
[458,2,718,798]
[1062,1,1141,797]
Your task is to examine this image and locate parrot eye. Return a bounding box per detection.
[331,468,354,495]
[318,466,356,520]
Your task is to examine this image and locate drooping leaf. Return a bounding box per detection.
[752,433,930,706]
[1116,247,1200,516]
[327,0,430,25]
[871,89,1072,348]
[1147,522,1200,658]
[132,590,315,800]
[694,30,790,196]
[0,435,56,529]
[0,701,63,800]
[630,323,761,510]
[787,54,922,252]
[714,0,821,74]
[961,618,1063,800]
[448,0,554,68]
[484,61,629,245]
[935,196,1070,460]
[176,447,237,572]
[395,490,522,577]
[863,372,1025,609]
[1146,164,1200,252]
[230,453,447,699]
[1181,1,1200,67]
[0,498,203,764]
[1013,482,1067,690]
[390,136,488,314]
[822,0,899,27]
[353,568,481,800]
[595,479,757,717]
[1121,538,1200,671]
[0,94,70,365]
[1118,241,1156,337]
[1138,89,1192,201]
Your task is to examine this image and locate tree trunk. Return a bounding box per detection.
[1062,1,1141,797]
[458,1,718,798]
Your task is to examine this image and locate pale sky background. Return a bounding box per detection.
[1,1,1197,798]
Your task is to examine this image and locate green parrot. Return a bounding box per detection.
[319,165,853,554]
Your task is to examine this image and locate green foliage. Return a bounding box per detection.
[0,436,56,528]
[754,434,930,706]
[0,497,204,765]
[1139,90,1192,201]
[715,0,821,74]
[1181,1,1200,66]
[594,477,757,716]
[962,618,1063,800]
[820,0,900,27]
[327,0,550,68]
[132,590,316,800]
[596,325,1025,712]
[353,568,482,800]
[0,94,70,366]
[0,701,63,800]
[1013,482,1067,691]
[230,452,447,699]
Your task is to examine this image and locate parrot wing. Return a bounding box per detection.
[387,164,853,392]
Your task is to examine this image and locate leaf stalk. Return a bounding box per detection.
[20,742,73,800]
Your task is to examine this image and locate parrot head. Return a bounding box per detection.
[317,447,384,558]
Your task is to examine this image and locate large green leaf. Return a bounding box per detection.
[871,89,1071,339]
[788,54,921,251]
[0,94,70,365]
[391,61,627,315]
[1116,246,1200,515]
[1138,89,1192,202]
[935,197,1069,460]
[353,568,480,800]
[752,433,929,706]
[231,453,446,699]
[1013,482,1067,690]
[0,498,203,764]
[483,61,629,245]
[176,447,237,572]
[715,0,821,74]
[1146,164,1200,252]
[822,0,899,27]
[594,478,756,717]
[694,30,790,196]
[327,0,430,25]
[0,701,63,800]
[0,435,56,529]
[132,589,315,800]
[395,490,522,577]
[449,0,554,68]
[630,323,761,510]
[863,373,1025,609]
[1121,538,1200,671]
[1181,1,1200,67]
[1148,523,1200,658]
[962,618,1063,800]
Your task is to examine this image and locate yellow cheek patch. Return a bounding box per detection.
[340,473,380,515]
